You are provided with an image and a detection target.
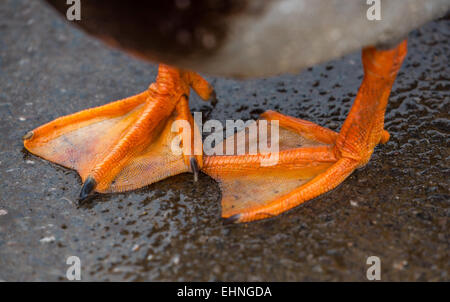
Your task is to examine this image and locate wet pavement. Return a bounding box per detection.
[0,0,448,281]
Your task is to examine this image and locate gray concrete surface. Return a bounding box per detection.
[0,0,448,281]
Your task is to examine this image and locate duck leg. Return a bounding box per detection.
[23,64,214,201]
[203,40,408,223]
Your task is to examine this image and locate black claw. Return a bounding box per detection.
[190,157,199,182]
[209,89,218,107]
[79,176,96,204]
[22,131,34,140]
[223,214,241,225]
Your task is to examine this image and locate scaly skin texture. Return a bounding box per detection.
[23,64,214,197]
[202,40,408,223]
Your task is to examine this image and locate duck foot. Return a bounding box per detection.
[203,40,408,223]
[24,64,214,195]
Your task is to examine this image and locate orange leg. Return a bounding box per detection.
[23,64,214,201]
[203,40,408,223]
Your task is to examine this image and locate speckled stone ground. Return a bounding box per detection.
[0,1,448,281]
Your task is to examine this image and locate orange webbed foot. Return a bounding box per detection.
[203,40,408,223]
[203,111,341,223]
[23,64,214,202]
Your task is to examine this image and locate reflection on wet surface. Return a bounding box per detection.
[0,1,448,281]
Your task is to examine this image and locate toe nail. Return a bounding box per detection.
[22,131,34,140]
[210,90,218,106]
[190,157,199,182]
[79,176,96,203]
[223,214,241,225]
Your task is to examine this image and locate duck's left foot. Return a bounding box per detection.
[203,40,408,223]
[24,64,214,200]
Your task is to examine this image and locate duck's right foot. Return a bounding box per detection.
[24,64,215,200]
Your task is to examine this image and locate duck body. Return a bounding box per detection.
[46,0,449,77]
